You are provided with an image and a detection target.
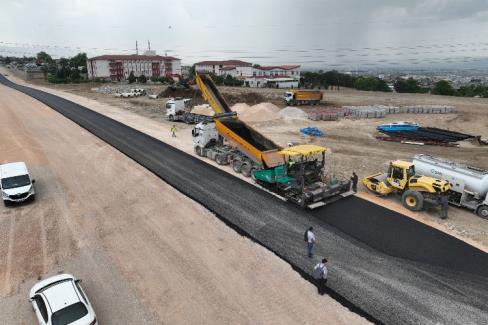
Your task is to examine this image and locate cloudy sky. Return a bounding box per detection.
[1,0,488,70]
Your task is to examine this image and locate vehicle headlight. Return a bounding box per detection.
[2,191,8,198]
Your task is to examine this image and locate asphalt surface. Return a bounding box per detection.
[1,75,488,325]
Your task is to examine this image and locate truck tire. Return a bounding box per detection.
[3,200,10,207]
[241,163,252,177]
[250,167,257,180]
[168,115,174,121]
[216,154,225,165]
[477,206,488,219]
[232,159,242,173]
[402,190,424,211]
[195,146,203,156]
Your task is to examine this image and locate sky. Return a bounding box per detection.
[1,0,488,70]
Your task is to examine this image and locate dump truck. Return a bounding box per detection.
[165,97,212,124]
[413,154,488,219]
[363,160,451,211]
[192,73,352,209]
[284,90,323,106]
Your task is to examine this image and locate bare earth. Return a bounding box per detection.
[0,73,366,324]
[4,68,487,252]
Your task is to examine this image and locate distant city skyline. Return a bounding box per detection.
[1,0,488,70]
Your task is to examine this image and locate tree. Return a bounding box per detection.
[36,51,53,64]
[354,76,391,92]
[128,71,136,83]
[394,78,421,93]
[432,80,456,96]
[138,74,147,83]
[69,53,87,70]
[188,65,196,78]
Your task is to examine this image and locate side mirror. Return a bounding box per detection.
[75,279,82,283]
[31,179,36,184]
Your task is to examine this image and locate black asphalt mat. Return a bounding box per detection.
[1,75,487,325]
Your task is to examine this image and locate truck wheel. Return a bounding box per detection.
[477,206,488,219]
[401,190,424,211]
[241,163,252,177]
[232,159,242,173]
[195,146,203,156]
[216,154,225,165]
[3,200,10,207]
[250,167,257,180]
[168,115,174,121]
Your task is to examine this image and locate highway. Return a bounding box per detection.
[1,74,487,324]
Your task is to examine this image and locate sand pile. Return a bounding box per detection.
[191,104,214,116]
[279,107,308,120]
[231,102,280,122]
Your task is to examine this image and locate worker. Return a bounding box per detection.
[313,258,328,295]
[350,172,358,192]
[330,174,338,186]
[304,226,315,258]
[439,193,449,219]
[171,124,177,137]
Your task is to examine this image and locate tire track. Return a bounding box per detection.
[2,214,15,296]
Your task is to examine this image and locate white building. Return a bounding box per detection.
[195,60,301,88]
[87,54,181,81]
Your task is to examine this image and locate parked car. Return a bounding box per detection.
[114,92,123,97]
[121,92,135,98]
[0,162,35,206]
[29,274,97,325]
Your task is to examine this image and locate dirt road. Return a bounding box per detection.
[0,80,366,324]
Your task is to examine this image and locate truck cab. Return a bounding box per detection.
[0,162,36,206]
[192,121,219,156]
[165,98,191,121]
[283,91,294,105]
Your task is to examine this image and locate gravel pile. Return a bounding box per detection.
[279,107,308,120]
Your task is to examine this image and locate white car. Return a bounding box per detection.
[121,92,135,98]
[0,162,35,206]
[29,274,97,325]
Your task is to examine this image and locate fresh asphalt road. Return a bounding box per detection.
[1,75,487,325]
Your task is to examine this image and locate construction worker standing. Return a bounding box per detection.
[171,124,177,137]
[350,172,358,192]
[313,258,328,295]
[439,193,449,219]
[304,227,315,258]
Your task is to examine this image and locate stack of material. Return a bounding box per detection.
[377,127,474,146]
[343,105,392,118]
[308,107,347,121]
[402,105,455,114]
[300,127,326,137]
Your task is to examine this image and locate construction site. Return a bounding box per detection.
[1,62,488,325]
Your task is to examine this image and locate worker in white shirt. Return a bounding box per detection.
[313,258,328,295]
[304,226,315,258]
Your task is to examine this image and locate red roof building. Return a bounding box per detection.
[87,54,181,81]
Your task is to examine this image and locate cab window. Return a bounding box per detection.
[391,167,403,180]
[406,166,415,178]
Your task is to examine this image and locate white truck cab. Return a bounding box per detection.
[284,91,294,104]
[0,162,35,206]
[192,122,219,156]
[165,97,191,120]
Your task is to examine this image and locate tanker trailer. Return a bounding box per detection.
[413,154,488,219]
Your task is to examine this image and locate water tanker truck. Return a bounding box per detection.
[192,73,353,209]
[284,90,323,106]
[413,154,488,219]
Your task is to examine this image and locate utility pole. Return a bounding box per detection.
[148,40,151,51]
[136,41,138,55]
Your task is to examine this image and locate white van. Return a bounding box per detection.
[0,162,36,206]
